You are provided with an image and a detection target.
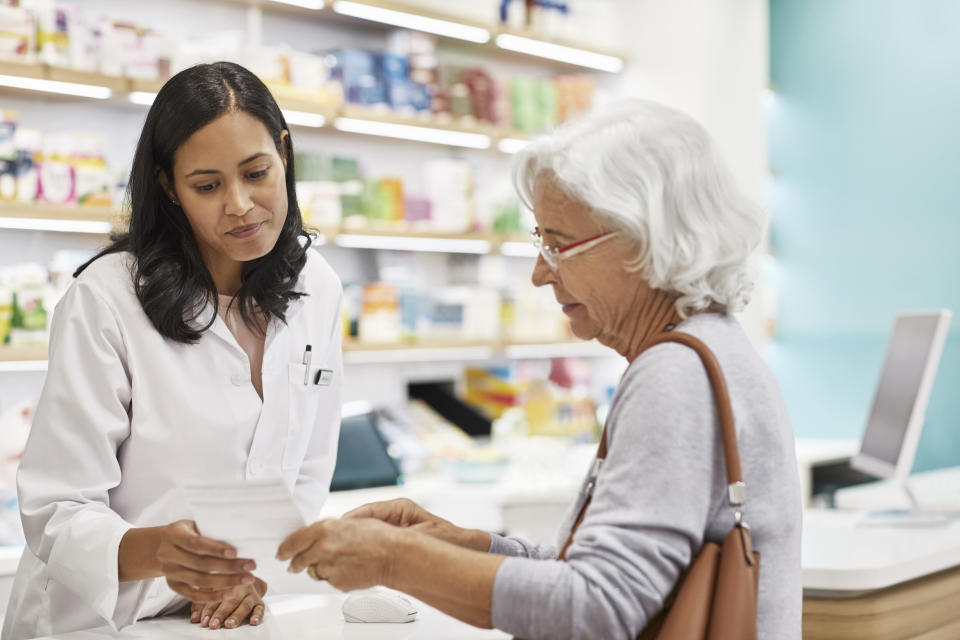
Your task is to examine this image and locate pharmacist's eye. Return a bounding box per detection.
[194,183,217,194]
[248,169,269,180]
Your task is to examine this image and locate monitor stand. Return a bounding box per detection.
[856,479,950,528]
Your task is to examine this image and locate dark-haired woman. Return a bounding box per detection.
[2,62,343,639]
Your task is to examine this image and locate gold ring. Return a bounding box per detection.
[307,565,324,581]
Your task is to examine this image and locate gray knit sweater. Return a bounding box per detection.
[489,313,802,639]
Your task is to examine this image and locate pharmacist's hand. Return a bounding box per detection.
[190,578,267,629]
[277,518,397,592]
[156,520,257,602]
[344,498,488,550]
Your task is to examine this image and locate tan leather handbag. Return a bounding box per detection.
[553,330,760,640]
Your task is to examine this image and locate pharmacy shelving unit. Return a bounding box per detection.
[0,339,613,371]
[0,202,537,256]
[0,58,527,152]
[0,0,627,369]
[214,0,626,73]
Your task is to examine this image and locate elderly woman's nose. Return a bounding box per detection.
[531,255,554,286]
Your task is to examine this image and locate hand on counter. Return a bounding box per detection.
[343,498,491,552]
[190,577,267,629]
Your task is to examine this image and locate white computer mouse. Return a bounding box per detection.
[342,590,418,623]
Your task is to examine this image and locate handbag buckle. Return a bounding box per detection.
[728,481,746,506]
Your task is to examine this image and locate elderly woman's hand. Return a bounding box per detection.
[276,518,400,592]
[343,498,490,552]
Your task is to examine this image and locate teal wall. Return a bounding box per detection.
[768,0,960,471]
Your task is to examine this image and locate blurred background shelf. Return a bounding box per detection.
[0,63,535,151]
[209,0,626,72]
[0,204,536,255]
[0,339,612,369]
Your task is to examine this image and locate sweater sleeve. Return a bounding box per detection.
[488,533,557,560]
[16,280,156,630]
[490,344,726,639]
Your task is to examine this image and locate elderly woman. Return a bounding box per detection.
[277,99,802,639]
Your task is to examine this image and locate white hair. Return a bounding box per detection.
[513,99,766,317]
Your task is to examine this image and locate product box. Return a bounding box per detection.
[0,5,35,62]
[359,283,400,344]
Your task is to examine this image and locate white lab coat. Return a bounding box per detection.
[2,249,343,640]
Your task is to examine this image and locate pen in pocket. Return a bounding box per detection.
[302,344,312,385]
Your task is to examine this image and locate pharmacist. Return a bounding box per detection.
[2,62,343,639]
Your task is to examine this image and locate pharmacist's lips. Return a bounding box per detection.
[226,222,265,235]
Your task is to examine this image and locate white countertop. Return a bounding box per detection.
[802,508,960,596]
[31,593,510,640]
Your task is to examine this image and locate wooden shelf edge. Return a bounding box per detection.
[2,339,608,367]
[0,344,48,362]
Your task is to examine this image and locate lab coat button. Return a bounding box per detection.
[231,372,248,386]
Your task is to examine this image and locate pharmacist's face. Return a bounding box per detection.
[169,110,289,276]
[529,174,648,343]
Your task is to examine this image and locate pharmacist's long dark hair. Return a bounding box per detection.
[75,61,310,343]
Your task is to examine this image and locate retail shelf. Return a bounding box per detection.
[0,203,120,234]
[503,340,615,359]
[0,60,124,99]
[0,203,532,253]
[211,0,626,72]
[343,338,615,363]
[0,345,48,372]
[0,339,611,372]
[0,62,533,152]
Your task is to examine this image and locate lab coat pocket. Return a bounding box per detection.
[285,363,334,469]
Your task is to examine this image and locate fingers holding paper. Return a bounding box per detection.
[156,520,257,602]
[277,518,398,592]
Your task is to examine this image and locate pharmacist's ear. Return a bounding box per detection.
[280,130,289,171]
[155,168,179,206]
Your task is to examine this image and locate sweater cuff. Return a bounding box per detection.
[488,533,530,557]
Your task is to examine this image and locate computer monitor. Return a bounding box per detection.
[850,310,952,486]
[330,407,402,492]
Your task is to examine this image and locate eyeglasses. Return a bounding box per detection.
[529,226,618,269]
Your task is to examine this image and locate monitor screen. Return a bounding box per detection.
[859,313,949,468]
[330,412,401,491]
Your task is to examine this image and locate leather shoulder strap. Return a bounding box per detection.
[639,331,743,485]
[559,330,744,561]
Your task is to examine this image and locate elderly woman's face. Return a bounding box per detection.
[530,174,650,342]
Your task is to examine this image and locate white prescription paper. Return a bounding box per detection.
[182,478,306,580]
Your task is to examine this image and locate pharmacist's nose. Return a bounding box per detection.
[531,254,556,287]
[225,182,254,217]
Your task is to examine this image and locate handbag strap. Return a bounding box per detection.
[558,328,746,561]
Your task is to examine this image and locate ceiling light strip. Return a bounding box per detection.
[128,91,157,106]
[497,137,530,154]
[335,233,491,254]
[271,0,325,9]
[498,241,538,257]
[332,1,490,43]
[282,109,327,127]
[0,73,113,99]
[344,346,495,364]
[494,33,624,73]
[334,116,491,149]
[0,360,48,373]
[0,217,113,234]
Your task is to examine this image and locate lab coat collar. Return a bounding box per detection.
[187,270,308,343]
